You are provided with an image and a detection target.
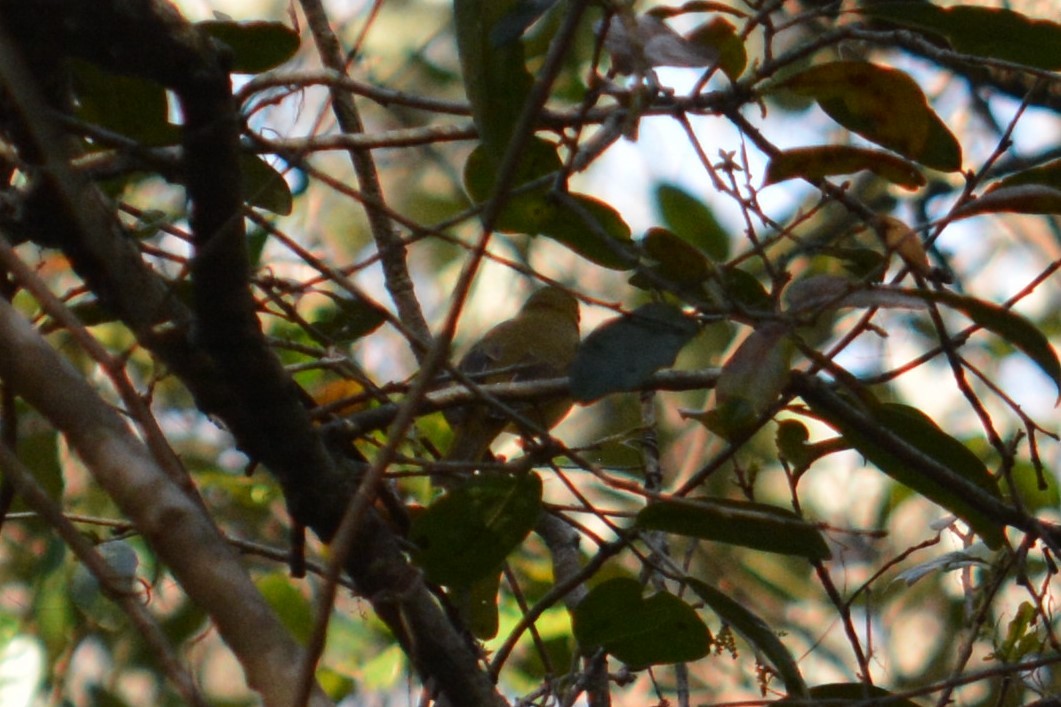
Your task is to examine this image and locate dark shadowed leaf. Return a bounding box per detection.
[952,185,1061,219]
[917,289,1061,398]
[637,497,831,560]
[541,194,635,271]
[240,154,293,215]
[765,146,926,190]
[464,137,562,232]
[570,303,699,402]
[200,20,300,73]
[631,227,714,290]
[990,158,1061,192]
[410,473,542,587]
[572,577,711,667]
[311,293,387,345]
[686,578,807,697]
[455,0,535,152]
[489,0,560,45]
[771,62,961,172]
[685,16,747,80]
[72,61,179,147]
[804,399,1006,549]
[863,4,1061,71]
[778,683,920,707]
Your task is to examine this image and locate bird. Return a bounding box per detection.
[443,286,581,469]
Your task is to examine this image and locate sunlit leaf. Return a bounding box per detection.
[686,578,807,697]
[771,62,961,172]
[637,497,831,560]
[655,183,730,260]
[255,572,314,645]
[572,577,711,667]
[570,302,699,402]
[863,4,1061,71]
[1005,461,1061,513]
[765,146,925,190]
[410,473,542,587]
[200,20,300,73]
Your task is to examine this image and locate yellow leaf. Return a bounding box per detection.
[310,379,368,418]
[877,216,931,276]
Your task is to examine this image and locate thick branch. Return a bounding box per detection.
[0,297,332,707]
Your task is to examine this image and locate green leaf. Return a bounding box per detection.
[454,0,535,153]
[255,572,314,645]
[765,146,926,190]
[409,473,542,587]
[489,0,561,46]
[990,158,1061,192]
[953,185,1061,219]
[804,399,1006,549]
[540,194,635,271]
[630,227,714,291]
[771,62,961,172]
[14,406,64,509]
[199,20,300,74]
[240,154,293,215]
[776,420,813,468]
[685,16,747,80]
[718,266,772,311]
[572,577,711,668]
[1005,461,1060,513]
[450,570,504,640]
[463,137,562,232]
[686,578,807,697]
[863,4,1061,71]
[637,497,831,560]
[655,183,729,260]
[570,302,699,402]
[917,289,1061,398]
[71,61,179,147]
[701,323,792,438]
[311,292,387,345]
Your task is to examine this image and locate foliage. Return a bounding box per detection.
[0,0,1059,706]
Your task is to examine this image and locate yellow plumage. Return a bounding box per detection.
[444,286,580,465]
